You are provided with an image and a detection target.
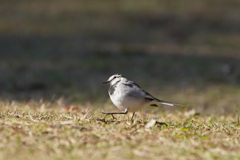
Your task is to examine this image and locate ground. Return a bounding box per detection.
[0,101,240,160]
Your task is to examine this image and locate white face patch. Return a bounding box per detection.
[108,74,123,81]
[110,77,121,85]
[107,74,125,85]
[108,75,117,81]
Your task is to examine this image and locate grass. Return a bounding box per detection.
[0,101,240,160]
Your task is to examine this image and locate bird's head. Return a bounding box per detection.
[102,74,126,85]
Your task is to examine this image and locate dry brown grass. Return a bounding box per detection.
[0,100,240,160]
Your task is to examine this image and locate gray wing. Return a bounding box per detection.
[122,80,141,89]
[121,80,146,100]
[122,80,185,106]
[122,80,157,101]
[143,91,157,101]
[135,88,185,106]
[145,91,185,106]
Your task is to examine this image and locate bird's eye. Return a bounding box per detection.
[113,76,116,79]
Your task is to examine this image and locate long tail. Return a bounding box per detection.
[156,100,186,106]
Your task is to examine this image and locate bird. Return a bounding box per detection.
[102,74,185,121]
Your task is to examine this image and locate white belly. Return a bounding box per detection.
[110,91,146,112]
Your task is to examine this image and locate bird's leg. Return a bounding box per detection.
[131,112,135,121]
[102,109,128,117]
[111,114,117,119]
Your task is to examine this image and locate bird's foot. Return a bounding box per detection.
[102,110,117,120]
[111,114,117,120]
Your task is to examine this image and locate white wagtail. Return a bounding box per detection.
[102,74,185,121]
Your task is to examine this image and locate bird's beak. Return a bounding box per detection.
[102,81,110,84]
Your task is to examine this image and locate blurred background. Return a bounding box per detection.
[0,0,240,114]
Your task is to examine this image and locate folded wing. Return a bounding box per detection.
[144,91,185,106]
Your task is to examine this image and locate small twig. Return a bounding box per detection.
[235,105,239,126]
[46,94,55,108]
[81,108,91,120]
